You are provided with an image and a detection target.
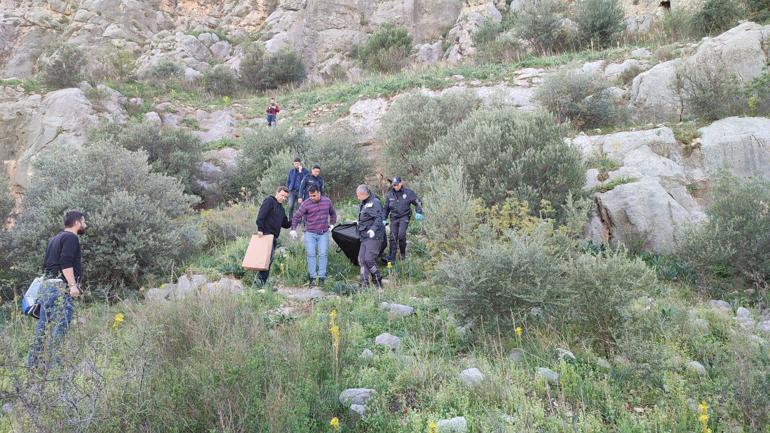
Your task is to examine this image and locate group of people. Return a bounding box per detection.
[26,160,423,369]
[255,158,423,289]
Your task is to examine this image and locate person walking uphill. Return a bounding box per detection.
[255,186,291,286]
[384,176,423,263]
[356,185,386,289]
[290,185,337,288]
[286,157,308,218]
[28,210,87,369]
[266,97,280,127]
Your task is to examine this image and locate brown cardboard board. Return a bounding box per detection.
[242,234,274,271]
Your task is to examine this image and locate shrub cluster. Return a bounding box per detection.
[381,92,479,178]
[537,69,625,129]
[0,175,13,222]
[9,142,197,295]
[203,64,238,96]
[678,174,770,298]
[354,24,413,73]
[37,43,86,88]
[514,0,575,54]
[240,46,307,91]
[678,64,770,121]
[690,0,745,36]
[574,0,626,48]
[420,108,584,214]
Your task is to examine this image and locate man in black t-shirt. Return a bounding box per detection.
[28,210,87,369]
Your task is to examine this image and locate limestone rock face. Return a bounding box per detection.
[696,117,770,180]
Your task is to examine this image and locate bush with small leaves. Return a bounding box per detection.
[146,60,184,80]
[354,24,413,73]
[678,173,770,297]
[691,0,745,36]
[574,0,626,48]
[304,128,371,202]
[0,176,13,223]
[745,0,770,21]
[515,0,575,54]
[420,108,584,215]
[239,45,266,90]
[37,43,86,88]
[99,122,205,195]
[537,69,624,129]
[382,92,480,177]
[256,48,307,91]
[9,142,197,294]
[204,64,238,96]
[677,61,747,121]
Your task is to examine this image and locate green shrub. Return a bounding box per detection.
[354,24,413,73]
[561,251,657,346]
[146,60,184,80]
[691,0,744,36]
[475,33,525,64]
[9,142,197,294]
[203,64,238,96]
[537,69,624,129]
[304,128,371,202]
[107,122,205,195]
[257,149,296,199]
[37,43,86,88]
[745,0,770,21]
[574,0,626,48]
[679,174,770,296]
[227,127,309,199]
[255,48,307,91]
[438,227,568,322]
[381,92,479,177]
[677,61,747,121]
[420,108,584,214]
[239,45,266,90]
[419,165,479,260]
[657,7,697,43]
[720,338,770,431]
[515,0,575,54]
[194,203,258,250]
[746,70,770,116]
[0,176,13,222]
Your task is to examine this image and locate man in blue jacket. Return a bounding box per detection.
[384,176,423,263]
[356,184,385,289]
[286,158,308,218]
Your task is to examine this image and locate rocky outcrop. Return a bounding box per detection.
[695,117,770,180]
[630,22,770,123]
[444,0,502,63]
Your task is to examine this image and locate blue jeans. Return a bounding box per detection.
[28,281,73,369]
[257,238,279,285]
[266,114,277,127]
[305,231,329,279]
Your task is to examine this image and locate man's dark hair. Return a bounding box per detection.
[294,157,302,163]
[277,186,290,194]
[308,185,319,194]
[63,210,85,228]
[312,164,321,170]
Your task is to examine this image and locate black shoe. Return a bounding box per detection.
[380,257,390,265]
[308,276,315,288]
[373,272,383,289]
[318,277,325,287]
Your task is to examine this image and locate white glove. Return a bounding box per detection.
[329,224,335,231]
[290,230,298,239]
[367,229,375,238]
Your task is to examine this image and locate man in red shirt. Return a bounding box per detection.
[266,97,280,127]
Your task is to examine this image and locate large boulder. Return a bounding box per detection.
[628,59,682,123]
[444,0,502,63]
[594,178,704,253]
[696,117,770,180]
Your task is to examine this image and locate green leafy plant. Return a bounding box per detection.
[203,64,238,97]
[37,43,86,88]
[354,24,413,73]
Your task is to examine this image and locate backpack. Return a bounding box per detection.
[21,277,43,319]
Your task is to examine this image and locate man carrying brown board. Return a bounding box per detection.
[255,186,291,286]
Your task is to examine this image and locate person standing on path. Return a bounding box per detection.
[290,185,337,288]
[255,186,291,286]
[286,157,308,218]
[28,210,87,369]
[266,97,280,127]
[298,165,324,204]
[384,176,423,263]
[356,184,385,289]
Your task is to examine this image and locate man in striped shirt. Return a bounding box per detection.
[290,185,337,287]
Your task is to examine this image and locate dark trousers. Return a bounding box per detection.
[388,216,410,261]
[257,238,279,285]
[359,237,383,285]
[287,191,300,218]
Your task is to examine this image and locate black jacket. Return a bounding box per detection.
[357,195,385,240]
[256,195,291,238]
[299,175,324,200]
[384,187,423,220]
[43,231,83,283]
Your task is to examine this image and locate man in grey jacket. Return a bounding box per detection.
[355,184,385,289]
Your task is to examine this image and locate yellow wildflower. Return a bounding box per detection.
[515,326,523,338]
[112,313,125,331]
[330,417,340,430]
[387,261,393,269]
[428,420,438,433]
[698,401,712,433]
